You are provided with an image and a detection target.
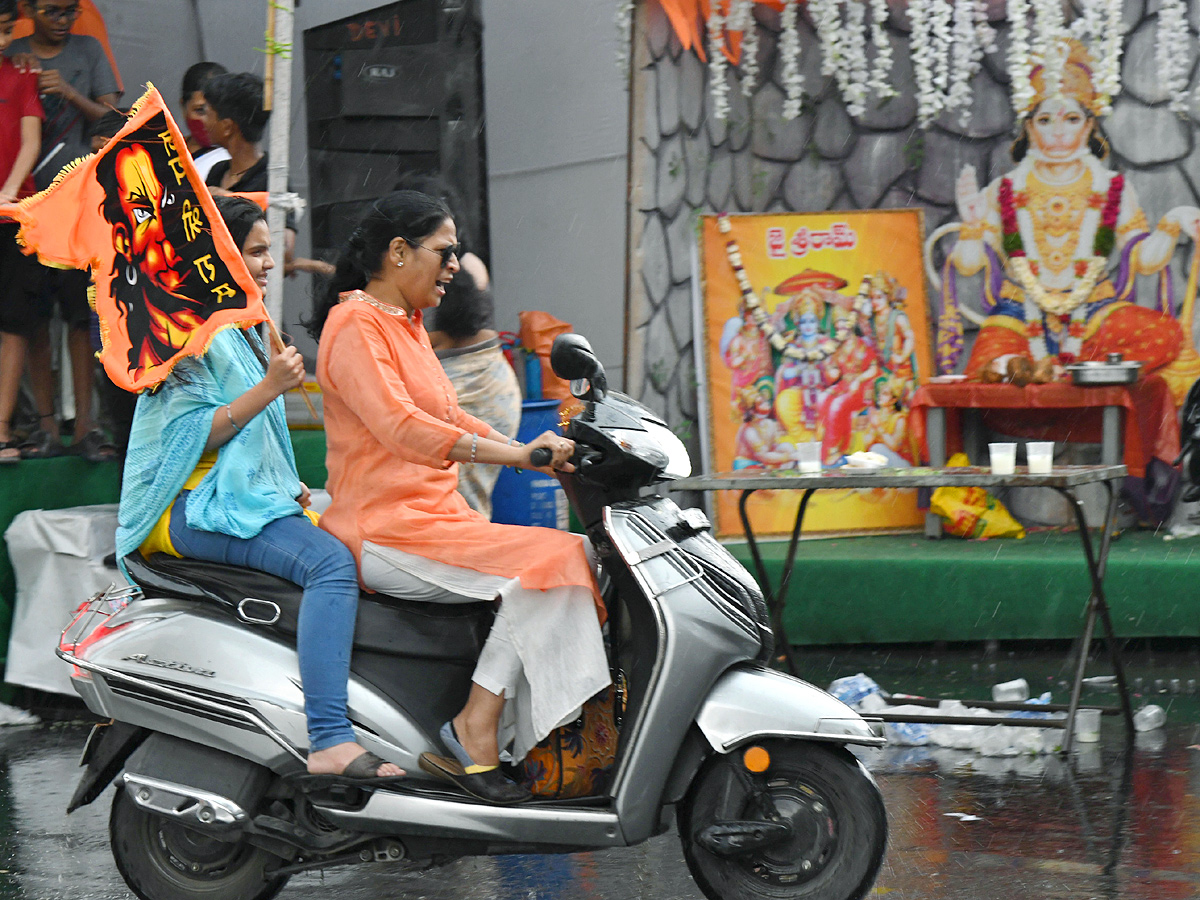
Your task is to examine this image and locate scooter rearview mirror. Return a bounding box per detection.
[551,334,607,400]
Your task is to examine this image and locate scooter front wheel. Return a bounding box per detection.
[109,785,289,900]
[678,740,886,900]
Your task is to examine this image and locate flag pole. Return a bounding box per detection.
[263,0,316,422]
[265,315,318,420]
[264,0,291,329]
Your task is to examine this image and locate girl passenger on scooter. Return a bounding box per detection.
[307,190,610,805]
[115,196,404,785]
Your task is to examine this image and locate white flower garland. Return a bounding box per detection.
[867,0,897,101]
[947,0,982,120]
[808,0,842,79]
[1005,0,1035,115]
[1069,0,1103,46]
[1010,257,1106,317]
[973,0,997,56]
[779,0,805,120]
[685,0,1126,130]
[838,0,871,117]
[1093,0,1123,114]
[1157,0,1189,114]
[707,6,730,121]
[910,0,946,127]
[928,0,953,99]
[1024,299,1089,360]
[1031,0,1067,102]
[727,0,761,98]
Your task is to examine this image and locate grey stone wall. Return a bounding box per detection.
[626,0,1200,461]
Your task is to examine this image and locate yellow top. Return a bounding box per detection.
[140,450,318,558]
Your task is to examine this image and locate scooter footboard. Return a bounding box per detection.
[694,664,885,753]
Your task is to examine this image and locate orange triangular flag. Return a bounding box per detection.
[0,85,266,393]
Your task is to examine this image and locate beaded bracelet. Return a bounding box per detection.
[470,433,478,463]
[225,404,241,432]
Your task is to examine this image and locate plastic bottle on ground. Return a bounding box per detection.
[992,678,1029,702]
[827,673,883,709]
[1133,704,1166,732]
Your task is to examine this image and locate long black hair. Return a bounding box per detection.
[213,195,266,252]
[432,268,493,339]
[305,190,452,341]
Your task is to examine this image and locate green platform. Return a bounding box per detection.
[3,430,1198,663]
[0,430,328,663]
[725,530,1200,645]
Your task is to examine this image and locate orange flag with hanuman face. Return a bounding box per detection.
[0,85,266,392]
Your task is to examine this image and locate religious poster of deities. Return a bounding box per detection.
[696,210,934,538]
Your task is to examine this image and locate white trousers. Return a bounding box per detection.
[359,540,610,760]
[360,545,522,696]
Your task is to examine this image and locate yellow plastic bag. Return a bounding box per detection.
[930,453,1026,539]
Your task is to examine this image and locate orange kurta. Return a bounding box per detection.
[317,292,600,607]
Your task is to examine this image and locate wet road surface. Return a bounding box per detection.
[3,642,1200,899]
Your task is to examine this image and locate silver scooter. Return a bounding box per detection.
[58,334,886,900]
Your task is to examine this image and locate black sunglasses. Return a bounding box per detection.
[35,4,80,20]
[408,239,461,268]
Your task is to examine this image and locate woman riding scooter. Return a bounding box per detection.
[307,190,610,805]
[115,196,404,784]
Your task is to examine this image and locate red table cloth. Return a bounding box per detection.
[908,377,1180,479]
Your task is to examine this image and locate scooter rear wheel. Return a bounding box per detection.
[678,740,886,900]
[109,785,289,900]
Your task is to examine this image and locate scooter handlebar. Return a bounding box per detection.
[529,446,553,468]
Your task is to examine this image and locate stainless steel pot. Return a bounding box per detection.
[1065,360,1142,385]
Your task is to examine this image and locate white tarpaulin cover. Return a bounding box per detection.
[5,505,122,696]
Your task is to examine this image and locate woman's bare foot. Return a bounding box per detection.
[307,741,403,777]
[451,685,506,767]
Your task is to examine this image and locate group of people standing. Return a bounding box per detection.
[0,0,331,465]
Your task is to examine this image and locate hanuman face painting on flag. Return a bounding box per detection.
[95,111,248,379]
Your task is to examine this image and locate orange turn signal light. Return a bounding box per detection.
[743,745,771,773]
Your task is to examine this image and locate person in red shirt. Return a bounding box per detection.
[0,0,42,462]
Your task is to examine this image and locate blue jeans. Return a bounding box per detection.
[169,497,360,752]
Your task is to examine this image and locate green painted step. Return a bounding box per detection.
[724,531,1200,645]
[0,430,329,667]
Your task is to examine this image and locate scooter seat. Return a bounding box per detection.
[124,553,493,661]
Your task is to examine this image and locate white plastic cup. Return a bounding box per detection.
[1074,707,1101,742]
[1133,704,1166,732]
[991,677,1029,702]
[989,442,1017,475]
[797,441,823,474]
[1027,441,1054,474]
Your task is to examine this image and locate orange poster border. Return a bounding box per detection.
[695,208,934,539]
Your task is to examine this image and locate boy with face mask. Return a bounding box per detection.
[178,60,228,181]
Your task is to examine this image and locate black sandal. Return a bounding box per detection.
[0,440,19,464]
[68,428,119,463]
[18,428,63,459]
[290,750,408,792]
[416,720,533,805]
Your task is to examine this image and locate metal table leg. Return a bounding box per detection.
[1054,480,1134,754]
[925,407,946,539]
[1101,406,1123,466]
[738,488,814,676]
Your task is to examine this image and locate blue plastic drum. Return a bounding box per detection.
[491,399,568,529]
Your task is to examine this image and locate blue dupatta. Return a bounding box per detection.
[115,328,302,571]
